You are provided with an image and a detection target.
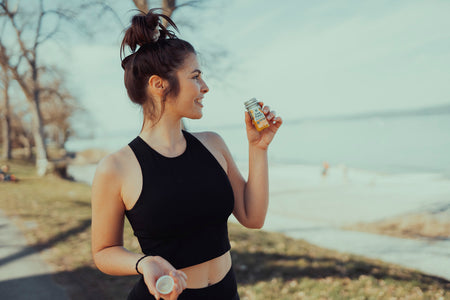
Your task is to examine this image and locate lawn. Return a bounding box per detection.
[1,160,449,299]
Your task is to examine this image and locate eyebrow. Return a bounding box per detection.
[191,69,202,74]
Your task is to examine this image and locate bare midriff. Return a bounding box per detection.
[180,251,232,288]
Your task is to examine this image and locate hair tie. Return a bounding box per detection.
[135,255,151,275]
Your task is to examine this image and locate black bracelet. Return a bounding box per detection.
[135,255,150,275]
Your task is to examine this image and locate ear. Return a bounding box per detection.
[148,75,167,96]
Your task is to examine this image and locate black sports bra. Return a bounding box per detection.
[125,130,235,269]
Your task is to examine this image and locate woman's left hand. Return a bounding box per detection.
[245,102,282,150]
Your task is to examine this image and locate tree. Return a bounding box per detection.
[132,0,149,12]
[8,102,33,160]
[132,0,201,27]
[0,10,12,160]
[0,0,81,175]
[0,61,12,160]
[39,69,80,149]
[132,0,176,27]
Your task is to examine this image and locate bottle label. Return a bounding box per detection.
[249,107,270,131]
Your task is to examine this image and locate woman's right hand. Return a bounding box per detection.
[139,256,188,300]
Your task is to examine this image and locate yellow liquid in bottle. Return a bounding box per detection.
[249,106,270,131]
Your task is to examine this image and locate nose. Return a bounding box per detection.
[200,79,209,94]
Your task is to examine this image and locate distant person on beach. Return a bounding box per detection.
[91,9,282,300]
[322,161,329,177]
[0,165,17,182]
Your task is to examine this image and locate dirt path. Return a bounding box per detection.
[0,210,69,300]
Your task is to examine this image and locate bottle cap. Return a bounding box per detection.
[244,98,259,110]
[156,275,174,294]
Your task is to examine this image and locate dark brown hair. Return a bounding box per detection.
[120,9,195,124]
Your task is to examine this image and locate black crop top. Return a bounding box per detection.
[125,130,235,269]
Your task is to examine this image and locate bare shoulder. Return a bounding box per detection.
[94,146,135,182]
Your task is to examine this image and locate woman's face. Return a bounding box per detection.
[166,53,209,119]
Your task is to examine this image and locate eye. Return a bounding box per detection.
[193,74,200,80]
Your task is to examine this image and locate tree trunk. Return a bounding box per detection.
[1,74,12,160]
[132,0,149,12]
[132,0,176,27]
[10,73,49,174]
[28,58,48,176]
[29,94,48,176]
[161,0,176,27]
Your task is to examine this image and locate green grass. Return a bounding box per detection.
[1,160,449,299]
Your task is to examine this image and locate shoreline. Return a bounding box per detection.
[67,160,450,232]
[65,160,449,280]
[67,154,450,185]
[65,162,450,280]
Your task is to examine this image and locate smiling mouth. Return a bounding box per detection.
[195,98,203,106]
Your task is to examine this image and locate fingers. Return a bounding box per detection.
[142,257,186,300]
[170,270,187,292]
[266,110,275,122]
[244,111,254,130]
[177,270,188,282]
[144,278,159,300]
[273,116,283,128]
[245,102,282,133]
[166,270,187,299]
[244,111,252,125]
[262,106,282,127]
[260,105,274,119]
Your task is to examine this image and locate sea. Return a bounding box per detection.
[66,114,450,181]
[64,114,450,280]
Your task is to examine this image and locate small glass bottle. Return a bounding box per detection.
[244,98,270,131]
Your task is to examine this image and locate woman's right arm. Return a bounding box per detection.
[91,154,140,275]
[91,154,187,299]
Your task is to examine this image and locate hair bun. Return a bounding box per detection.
[121,9,178,55]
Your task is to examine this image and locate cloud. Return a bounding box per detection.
[222,1,450,119]
[57,1,450,132]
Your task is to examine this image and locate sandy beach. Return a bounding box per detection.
[262,162,450,226]
[237,162,450,279]
[67,161,450,280]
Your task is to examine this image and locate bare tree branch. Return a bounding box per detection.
[133,0,149,12]
[37,16,61,46]
[175,0,202,10]
[33,0,44,54]
[39,87,67,103]
[0,43,31,100]
[2,1,33,65]
[78,1,125,29]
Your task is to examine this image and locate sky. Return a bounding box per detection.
[40,0,450,137]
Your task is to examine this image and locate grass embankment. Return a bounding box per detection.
[345,213,450,241]
[1,160,449,300]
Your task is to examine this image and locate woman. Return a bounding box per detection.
[91,9,282,300]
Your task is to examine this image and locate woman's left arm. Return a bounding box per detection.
[222,103,282,229]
